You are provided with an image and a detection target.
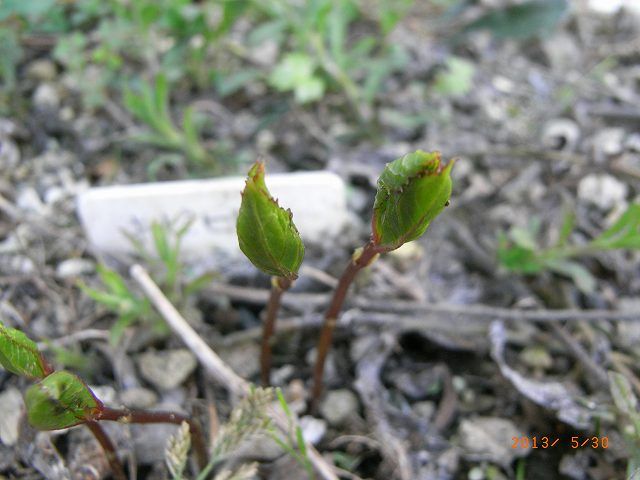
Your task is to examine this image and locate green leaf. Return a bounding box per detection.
[592,203,640,250]
[152,221,172,264]
[433,56,475,97]
[0,322,51,379]
[96,264,130,297]
[609,371,638,417]
[294,76,325,104]
[461,0,568,40]
[372,151,454,250]
[557,209,576,247]
[497,241,544,274]
[25,370,102,430]
[269,53,316,92]
[546,259,597,294]
[236,161,304,279]
[184,272,217,297]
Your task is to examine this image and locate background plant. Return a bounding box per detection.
[81,218,213,344]
[498,203,640,293]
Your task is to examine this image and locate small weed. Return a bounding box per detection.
[498,203,640,293]
[123,74,218,172]
[81,218,213,344]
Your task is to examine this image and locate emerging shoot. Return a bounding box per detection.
[311,150,454,409]
[237,160,304,385]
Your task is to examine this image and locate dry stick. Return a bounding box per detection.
[130,264,339,480]
[85,421,127,480]
[311,240,384,412]
[548,323,609,388]
[207,282,640,323]
[261,277,292,386]
[98,407,207,470]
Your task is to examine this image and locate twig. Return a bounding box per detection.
[354,333,413,480]
[130,264,339,480]
[207,283,640,323]
[432,364,457,432]
[37,329,110,350]
[98,407,207,470]
[218,311,487,350]
[548,323,609,388]
[610,352,640,398]
[85,421,126,480]
[261,277,292,386]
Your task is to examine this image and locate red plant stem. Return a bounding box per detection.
[85,421,126,480]
[99,407,207,470]
[311,240,384,411]
[261,276,293,386]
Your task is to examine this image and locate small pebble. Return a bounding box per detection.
[577,174,628,211]
[26,60,57,82]
[0,388,23,446]
[33,83,60,110]
[319,389,359,426]
[299,416,327,445]
[137,349,198,391]
[56,258,96,278]
[120,387,158,409]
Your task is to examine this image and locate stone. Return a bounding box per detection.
[120,387,158,409]
[319,389,359,427]
[588,0,640,15]
[33,83,60,110]
[577,174,627,211]
[541,118,580,151]
[55,258,95,278]
[132,422,178,464]
[0,138,20,171]
[76,172,348,265]
[413,401,436,421]
[16,187,46,215]
[219,343,260,379]
[299,416,326,445]
[0,388,23,446]
[519,345,553,370]
[458,417,529,467]
[137,349,198,391]
[26,60,57,82]
[594,128,626,158]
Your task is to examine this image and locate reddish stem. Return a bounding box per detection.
[261,277,292,386]
[310,240,383,411]
[85,421,126,480]
[98,407,207,470]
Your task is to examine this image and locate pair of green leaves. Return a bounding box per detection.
[0,322,102,430]
[236,151,454,277]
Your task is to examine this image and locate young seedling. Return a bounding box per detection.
[0,322,207,480]
[236,161,304,386]
[310,150,454,409]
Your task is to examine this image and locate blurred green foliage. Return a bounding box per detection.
[498,204,640,293]
[80,218,213,344]
[0,0,570,169]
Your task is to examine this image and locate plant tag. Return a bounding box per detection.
[77,172,348,263]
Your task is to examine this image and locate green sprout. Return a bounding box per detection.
[292,149,453,409]
[237,160,304,385]
[0,321,207,480]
